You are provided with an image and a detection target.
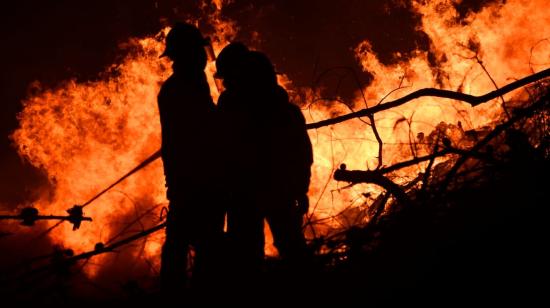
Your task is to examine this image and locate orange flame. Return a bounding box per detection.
[10,0,550,277]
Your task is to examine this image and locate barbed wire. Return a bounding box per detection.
[0,206,92,230]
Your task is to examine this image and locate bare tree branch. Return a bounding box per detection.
[334,165,412,206]
[306,68,550,129]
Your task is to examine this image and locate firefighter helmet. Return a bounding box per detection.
[214,42,249,79]
[160,22,208,59]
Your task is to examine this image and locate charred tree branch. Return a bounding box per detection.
[475,56,511,119]
[330,146,486,187]
[377,149,452,174]
[306,68,550,129]
[334,165,412,206]
[369,114,384,170]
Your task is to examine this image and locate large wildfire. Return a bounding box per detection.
[6,0,550,285]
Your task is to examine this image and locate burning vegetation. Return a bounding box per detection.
[1,0,549,304]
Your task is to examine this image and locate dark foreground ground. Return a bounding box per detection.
[4,149,548,307]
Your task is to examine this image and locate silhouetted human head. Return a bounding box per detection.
[215,42,249,88]
[161,22,208,71]
[243,51,278,87]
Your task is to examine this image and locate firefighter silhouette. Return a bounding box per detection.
[158,22,224,294]
[217,44,313,287]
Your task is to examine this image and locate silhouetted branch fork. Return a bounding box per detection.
[377,150,453,174]
[332,151,454,185]
[306,68,550,129]
[334,165,411,206]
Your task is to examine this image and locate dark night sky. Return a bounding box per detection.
[0,0,494,206]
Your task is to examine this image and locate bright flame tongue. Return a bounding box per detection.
[11,0,550,277]
[12,34,171,274]
[306,0,549,227]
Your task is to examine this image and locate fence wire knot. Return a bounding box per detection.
[66,205,88,230]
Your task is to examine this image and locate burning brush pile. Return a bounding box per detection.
[306,83,550,303]
[0,0,549,304]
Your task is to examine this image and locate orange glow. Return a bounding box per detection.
[10,0,550,277]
